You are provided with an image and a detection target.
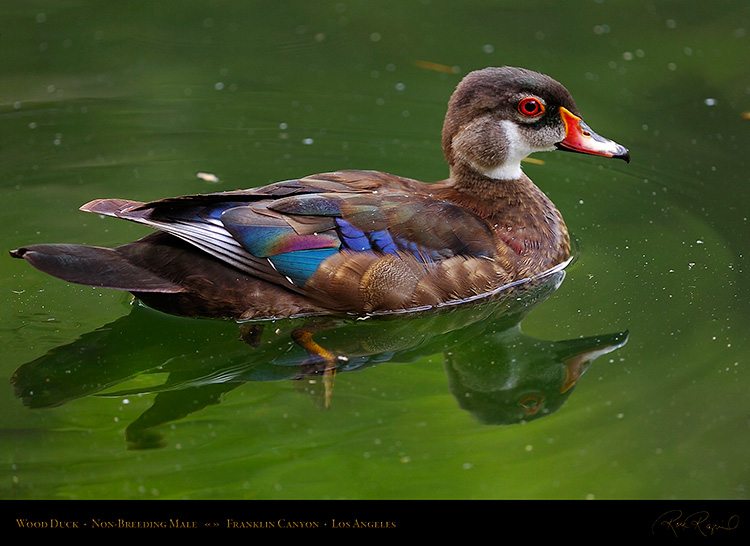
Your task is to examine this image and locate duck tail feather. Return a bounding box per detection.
[10,244,184,293]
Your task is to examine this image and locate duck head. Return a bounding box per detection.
[442,66,630,181]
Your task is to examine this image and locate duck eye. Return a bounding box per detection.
[518,97,545,117]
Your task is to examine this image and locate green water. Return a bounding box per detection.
[1,0,748,501]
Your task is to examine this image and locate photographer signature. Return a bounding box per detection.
[652,510,739,537]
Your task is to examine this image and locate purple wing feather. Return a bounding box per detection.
[78,171,498,291]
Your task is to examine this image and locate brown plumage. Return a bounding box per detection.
[10,67,629,320]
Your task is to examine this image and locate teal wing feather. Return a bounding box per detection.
[80,171,498,293]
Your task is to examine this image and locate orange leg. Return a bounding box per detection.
[291,327,340,408]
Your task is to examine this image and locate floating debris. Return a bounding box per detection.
[522,157,545,165]
[196,172,220,183]
[414,60,460,74]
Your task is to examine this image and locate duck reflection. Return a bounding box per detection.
[11,270,627,449]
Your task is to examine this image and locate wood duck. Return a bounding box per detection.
[11,67,629,321]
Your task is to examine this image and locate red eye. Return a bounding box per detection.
[518,97,545,117]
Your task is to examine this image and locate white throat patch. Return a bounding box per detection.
[474,120,547,181]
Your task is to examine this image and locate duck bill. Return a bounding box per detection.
[556,106,630,162]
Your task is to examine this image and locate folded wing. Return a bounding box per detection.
[80,170,500,311]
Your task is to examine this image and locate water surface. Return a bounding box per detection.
[2,0,748,501]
